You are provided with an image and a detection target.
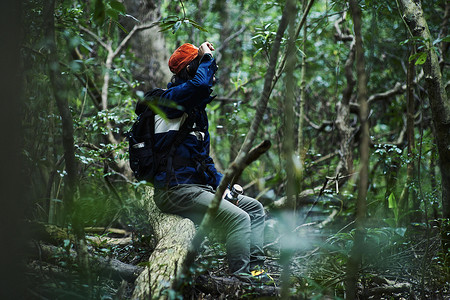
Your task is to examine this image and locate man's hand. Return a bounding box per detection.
[198,42,215,57]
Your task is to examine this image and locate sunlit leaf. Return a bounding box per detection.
[414,52,427,65]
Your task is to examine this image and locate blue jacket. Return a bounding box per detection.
[153,55,223,189]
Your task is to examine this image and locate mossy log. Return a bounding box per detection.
[132,186,196,299]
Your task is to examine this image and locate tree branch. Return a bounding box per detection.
[230,140,272,186]
[367,82,405,105]
[112,22,159,58]
[79,26,111,51]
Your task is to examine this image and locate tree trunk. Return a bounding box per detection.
[345,1,369,298]
[334,12,356,181]
[398,50,417,222]
[43,0,90,275]
[399,0,450,251]
[280,0,299,297]
[297,0,308,193]
[121,0,172,89]
[43,0,78,221]
[132,186,196,299]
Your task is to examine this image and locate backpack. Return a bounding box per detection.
[127,89,196,184]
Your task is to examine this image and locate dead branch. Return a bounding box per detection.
[368,82,405,105]
[334,11,354,42]
[304,114,334,131]
[28,242,143,282]
[79,22,158,154]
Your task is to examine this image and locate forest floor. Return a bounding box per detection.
[25,212,450,299]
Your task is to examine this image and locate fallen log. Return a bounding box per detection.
[364,282,414,298]
[196,275,280,298]
[132,186,196,299]
[27,242,143,282]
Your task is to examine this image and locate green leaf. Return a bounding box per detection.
[408,53,420,62]
[388,192,399,224]
[408,52,427,65]
[186,18,208,32]
[414,52,427,65]
[93,0,106,25]
[109,0,126,14]
[158,20,177,32]
[147,102,168,120]
[388,192,396,209]
[113,19,128,34]
[106,8,119,21]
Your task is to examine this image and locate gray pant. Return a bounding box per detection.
[154,184,265,275]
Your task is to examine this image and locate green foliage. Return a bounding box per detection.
[158,16,208,34]
[22,0,449,297]
[93,0,126,28]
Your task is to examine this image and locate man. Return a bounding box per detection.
[152,41,272,282]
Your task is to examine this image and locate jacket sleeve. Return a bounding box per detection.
[163,56,217,114]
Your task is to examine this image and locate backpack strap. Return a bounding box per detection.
[163,108,197,187]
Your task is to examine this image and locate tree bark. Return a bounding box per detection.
[297,0,308,193]
[280,0,299,297]
[398,49,417,222]
[122,0,172,88]
[399,0,450,251]
[334,12,356,181]
[132,187,196,299]
[345,1,369,299]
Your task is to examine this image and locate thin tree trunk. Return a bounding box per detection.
[334,12,356,181]
[297,0,308,194]
[214,0,239,164]
[283,0,299,216]
[399,0,450,252]
[43,0,77,216]
[345,1,369,299]
[280,0,299,297]
[42,0,90,279]
[398,49,417,222]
